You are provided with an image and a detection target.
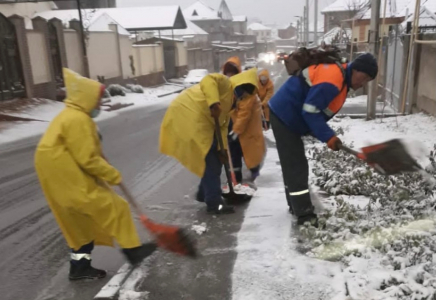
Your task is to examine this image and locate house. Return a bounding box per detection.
[247,23,272,41]
[350,0,418,43]
[233,15,248,35]
[183,0,234,42]
[278,23,297,39]
[321,0,369,33]
[158,20,209,48]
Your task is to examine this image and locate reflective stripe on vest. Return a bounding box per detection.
[289,189,309,196]
[303,104,320,113]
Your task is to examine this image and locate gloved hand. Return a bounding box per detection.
[327,136,343,151]
[218,150,229,164]
[210,103,221,119]
[229,131,238,141]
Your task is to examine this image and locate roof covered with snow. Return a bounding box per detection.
[321,0,370,13]
[357,0,413,19]
[248,23,271,31]
[157,19,208,36]
[217,0,233,21]
[34,6,187,31]
[183,1,220,20]
[402,3,436,28]
[233,15,247,22]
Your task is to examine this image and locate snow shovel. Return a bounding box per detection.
[103,180,197,258]
[227,148,239,186]
[213,116,253,204]
[339,139,422,175]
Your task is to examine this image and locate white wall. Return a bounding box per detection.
[64,30,84,75]
[132,44,164,76]
[27,31,51,84]
[88,31,121,80]
[176,41,188,67]
[119,35,134,78]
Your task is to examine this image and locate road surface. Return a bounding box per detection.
[0,62,286,300]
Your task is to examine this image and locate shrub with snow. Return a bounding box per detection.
[299,134,436,298]
[125,84,144,94]
[107,84,129,97]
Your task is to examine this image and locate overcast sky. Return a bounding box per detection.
[116,0,337,26]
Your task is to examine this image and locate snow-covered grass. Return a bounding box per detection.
[233,111,436,300]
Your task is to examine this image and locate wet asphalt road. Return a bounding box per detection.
[0,62,287,300]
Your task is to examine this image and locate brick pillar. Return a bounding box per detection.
[8,15,34,99]
[49,18,68,68]
[32,17,56,83]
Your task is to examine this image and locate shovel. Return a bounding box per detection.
[213,116,253,204]
[340,139,422,175]
[103,179,197,258]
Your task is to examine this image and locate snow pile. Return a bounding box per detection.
[126,84,144,94]
[107,84,129,97]
[297,116,436,299]
[222,184,256,196]
[191,222,207,235]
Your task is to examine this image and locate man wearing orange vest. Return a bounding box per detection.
[268,53,378,226]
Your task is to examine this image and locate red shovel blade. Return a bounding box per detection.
[360,139,421,175]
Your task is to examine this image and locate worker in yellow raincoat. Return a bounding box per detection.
[228,88,266,186]
[159,69,259,214]
[222,56,242,77]
[35,69,156,281]
[257,69,274,129]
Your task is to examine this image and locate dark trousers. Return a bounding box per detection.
[270,111,314,217]
[198,139,223,208]
[229,137,260,183]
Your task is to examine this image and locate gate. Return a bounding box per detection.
[48,22,63,87]
[0,14,25,101]
[163,45,176,79]
[384,25,405,111]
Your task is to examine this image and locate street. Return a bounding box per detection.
[0,63,285,300]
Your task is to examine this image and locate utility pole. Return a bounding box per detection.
[76,0,90,78]
[367,0,381,120]
[314,0,318,46]
[296,19,301,46]
[304,6,309,46]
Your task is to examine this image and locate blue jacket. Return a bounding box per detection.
[269,63,352,142]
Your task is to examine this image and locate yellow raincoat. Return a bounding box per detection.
[159,69,259,177]
[258,69,274,121]
[34,68,141,251]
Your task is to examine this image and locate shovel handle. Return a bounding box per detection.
[339,144,366,160]
[213,115,235,195]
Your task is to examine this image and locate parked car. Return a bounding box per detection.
[244,58,258,70]
[276,50,288,62]
[183,69,209,88]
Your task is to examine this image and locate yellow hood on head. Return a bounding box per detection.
[230,68,259,93]
[63,68,102,113]
[259,69,270,80]
[222,56,242,74]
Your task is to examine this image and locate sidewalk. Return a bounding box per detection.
[231,103,436,299]
[0,84,182,146]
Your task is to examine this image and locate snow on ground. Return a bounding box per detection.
[231,140,345,300]
[233,110,436,300]
[0,85,181,146]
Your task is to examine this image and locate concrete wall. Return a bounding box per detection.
[176,42,188,67]
[88,31,121,80]
[132,44,164,76]
[64,30,84,75]
[187,48,214,72]
[1,2,54,28]
[415,36,436,115]
[119,35,134,78]
[27,31,50,85]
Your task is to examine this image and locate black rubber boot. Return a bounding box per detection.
[207,203,235,214]
[297,213,319,227]
[69,259,106,280]
[122,243,157,266]
[195,188,205,202]
[288,206,294,215]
